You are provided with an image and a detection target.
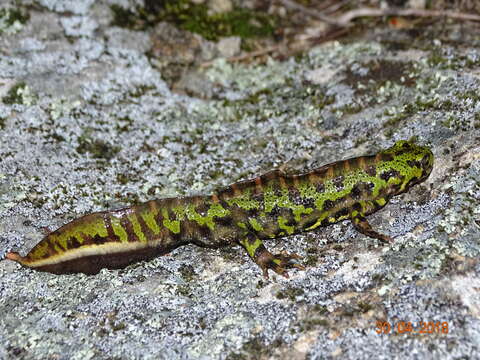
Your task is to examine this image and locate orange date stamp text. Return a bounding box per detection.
[375,321,449,335]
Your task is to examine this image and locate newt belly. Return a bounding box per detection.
[4,140,434,277]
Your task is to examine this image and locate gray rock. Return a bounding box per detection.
[216,36,241,58]
[0,2,479,360]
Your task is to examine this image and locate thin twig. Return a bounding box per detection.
[200,4,480,68]
[337,7,480,25]
[316,0,350,13]
[280,1,480,26]
[200,28,349,68]
[278,0,340,25]
[321,0,352,15]
[199,44,283,68]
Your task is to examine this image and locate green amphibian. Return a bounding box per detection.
[5,140,433,277]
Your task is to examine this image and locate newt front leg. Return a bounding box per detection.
[239,233,304,278]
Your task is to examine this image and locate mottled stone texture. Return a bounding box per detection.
[0,1,479,359]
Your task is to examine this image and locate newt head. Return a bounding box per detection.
[379,140,434,193]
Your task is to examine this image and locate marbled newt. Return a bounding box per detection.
[5,140,433,277]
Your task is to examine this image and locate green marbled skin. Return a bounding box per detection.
[5,140,434,277]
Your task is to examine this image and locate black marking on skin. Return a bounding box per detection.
[289,185,314,207]
[356,215,367,222]
[195,202,209,217]
[334,208,349,220]
[269,205,281,217]
[153,199,165,228]
[246,234,257,246]
[251,193,264,206]
[67,236,82,249]
[300,197,316,209]
[170,224,187,245]
[79,233,93,246]
[323,200,334,211]
[104,215,120,242]
[120,217,138,243]
[407,160,421,169]
[217,199,234,216]
[406,176,419,188]
[246,208,260,218]
[366,182,375,194]
[217,186,232,199]
[366,165,376,177]
[288,186,302,202]
[396,149,408,157]
[284,218,297,228]
[231,207,248,223]
[351,185,362,200]
[380,169,400,182]
[137,213,155,240]
[215,216,234,228]
[92,234,109,245]
[351,182,375,200]
[372,201,382,211]
[278,207,296,223]
[316,183,325,193]
[154,210,164,232]
[352,202,362,211]
[333,176,344,190]
[180,219,193,241]
[303,217,318,229]
[321,218,330,226]
[194,221,212,242]
[52,236,68,251]
[272,184,285,198]
[400,142,411,149]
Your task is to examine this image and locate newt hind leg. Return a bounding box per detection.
[239,234,304,279]
[351,215,393,244]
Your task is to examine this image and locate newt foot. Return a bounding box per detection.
[257,251,305,279]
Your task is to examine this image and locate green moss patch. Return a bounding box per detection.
[343,59,416,96]
[0,7,29,33]
[111,0,276,41]
[76,134,120,160]
[2,82,26,104]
